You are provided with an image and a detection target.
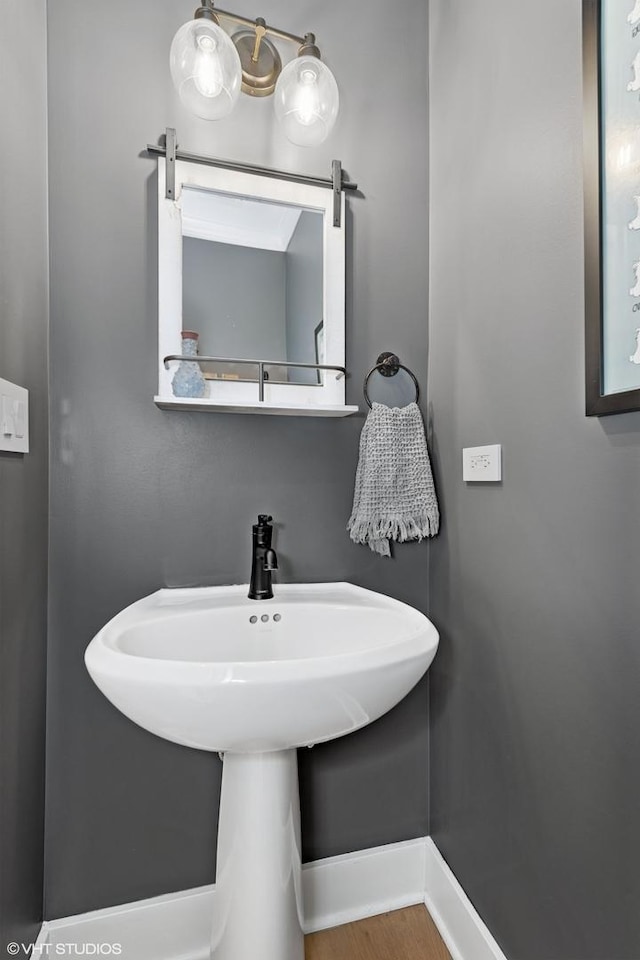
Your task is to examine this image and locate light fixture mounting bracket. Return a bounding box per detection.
[233,25,282,97]
[203,3,308,50]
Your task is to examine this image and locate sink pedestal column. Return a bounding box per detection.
[212,749,304,960]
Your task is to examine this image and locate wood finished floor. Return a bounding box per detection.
[305,905,452,960]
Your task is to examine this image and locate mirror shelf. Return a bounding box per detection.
[154,396,359,417]
[156,155,356,417]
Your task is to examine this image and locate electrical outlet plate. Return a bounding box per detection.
[0,378,29,453]
[463,444,501,482]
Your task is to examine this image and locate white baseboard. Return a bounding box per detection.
[35,885,215,960]
[302,837,427,933]
[424,838,507,960]
[35,837,507,960]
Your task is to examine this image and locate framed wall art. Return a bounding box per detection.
[584,0,640,414]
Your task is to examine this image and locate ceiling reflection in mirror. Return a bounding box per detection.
[181,186,324,386]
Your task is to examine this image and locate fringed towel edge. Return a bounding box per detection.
[347,512,440,546]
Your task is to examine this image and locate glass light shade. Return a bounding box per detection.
[274,56,339,147]
[170,18,242,120]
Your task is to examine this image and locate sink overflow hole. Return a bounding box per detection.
[248,613,282,624]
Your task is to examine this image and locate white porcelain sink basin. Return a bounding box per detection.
[85,582,438,960]
[85,582,438,753]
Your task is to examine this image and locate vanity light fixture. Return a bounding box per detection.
[170,0,340,146]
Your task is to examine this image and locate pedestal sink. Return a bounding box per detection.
[85,582,439,960]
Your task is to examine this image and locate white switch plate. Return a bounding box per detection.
[0,378,29,453]
[463,444,501,482]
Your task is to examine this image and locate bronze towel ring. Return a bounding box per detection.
[363,352,420,408]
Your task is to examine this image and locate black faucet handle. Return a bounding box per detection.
[257,514,273,525]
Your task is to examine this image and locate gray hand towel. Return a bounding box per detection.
[347,401,439,557]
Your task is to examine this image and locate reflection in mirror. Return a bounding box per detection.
[181,187,324,386]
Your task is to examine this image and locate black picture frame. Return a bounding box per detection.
[583,0,640,415]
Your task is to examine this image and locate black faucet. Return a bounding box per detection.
[248,515,278,600]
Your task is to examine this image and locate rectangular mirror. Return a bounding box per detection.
[155,157,357,417]
[182,188,324,386]
[583,0,640,414]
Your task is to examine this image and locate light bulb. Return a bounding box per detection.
[294,67,321,125]
[170,18,242,121]
[274,55,339,147]
[194,34,224,98]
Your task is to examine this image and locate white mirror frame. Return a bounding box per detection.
[156,158,357,417]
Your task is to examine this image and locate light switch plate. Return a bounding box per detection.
[463,444,501,482]
[0,378,29,453]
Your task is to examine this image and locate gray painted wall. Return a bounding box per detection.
[45,0,430,919]
[0,0,49,950]
[428,2,640,959]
